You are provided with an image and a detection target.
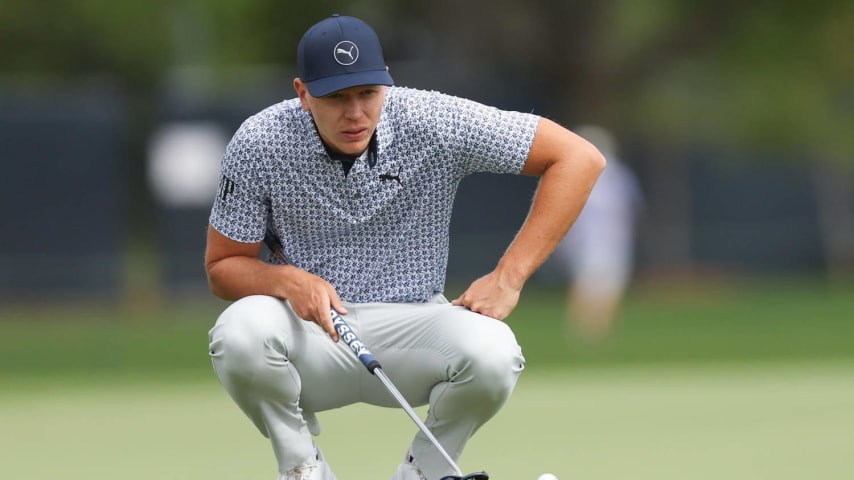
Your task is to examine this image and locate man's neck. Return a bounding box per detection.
[321,132,378,175]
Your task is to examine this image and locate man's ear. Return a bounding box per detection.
[294,78,311,112]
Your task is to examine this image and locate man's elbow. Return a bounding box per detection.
[571,144,606,187]
[589,145,607,176]
[205,260,235,301]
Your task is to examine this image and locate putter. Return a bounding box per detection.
[263,230,489,480]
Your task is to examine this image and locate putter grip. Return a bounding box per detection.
[331,309,381,374]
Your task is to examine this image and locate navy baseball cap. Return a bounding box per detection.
[297,14,394,97]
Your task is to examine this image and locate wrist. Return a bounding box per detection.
[275,264,302,299]
[494,260,528,292]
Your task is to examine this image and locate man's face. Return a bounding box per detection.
[295,80,386,157]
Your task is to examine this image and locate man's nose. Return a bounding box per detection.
[343,98,364,118]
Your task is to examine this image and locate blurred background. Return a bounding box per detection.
[1,1,853,479]
[2,0,853,301]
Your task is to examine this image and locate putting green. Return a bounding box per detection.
[1,361,852,479]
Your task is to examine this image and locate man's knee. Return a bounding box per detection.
[209,296,305,445]
[209,295,290,377]
[456,319,525,402]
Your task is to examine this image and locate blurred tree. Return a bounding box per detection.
[0,0,346,87]
[614,0,854,275]
[0,1,170,88]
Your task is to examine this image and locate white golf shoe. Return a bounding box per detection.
[391,461,429,480]
[279,443,336,480]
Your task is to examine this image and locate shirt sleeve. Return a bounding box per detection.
[208,118,271,243]
[430,92,541,176]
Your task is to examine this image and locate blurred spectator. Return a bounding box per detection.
[555,125,643,343]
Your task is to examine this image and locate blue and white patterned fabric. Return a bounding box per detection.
[210,86,540,303]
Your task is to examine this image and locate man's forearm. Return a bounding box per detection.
[497,148,605,288]
[206,256,294,301]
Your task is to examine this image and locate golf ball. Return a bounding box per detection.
[537,474,558,480]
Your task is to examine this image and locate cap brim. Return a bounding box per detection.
[305,70,394,97]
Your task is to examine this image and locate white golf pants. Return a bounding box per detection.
[209,294,525,479]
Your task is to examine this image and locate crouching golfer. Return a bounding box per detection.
[205,14,604,480]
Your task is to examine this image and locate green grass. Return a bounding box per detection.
[1,277,853,479]
[2,276,853,386]
[515,276,854,366]
[1,363,852,479]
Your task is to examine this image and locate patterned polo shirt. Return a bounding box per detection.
[210,86,540,303]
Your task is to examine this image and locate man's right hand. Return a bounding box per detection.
[279,265,347,342]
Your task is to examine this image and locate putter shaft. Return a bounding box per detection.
[373,367,463,477]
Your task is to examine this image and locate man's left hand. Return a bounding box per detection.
[451,271,522,320]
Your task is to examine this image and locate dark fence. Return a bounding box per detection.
[0,84,127,301]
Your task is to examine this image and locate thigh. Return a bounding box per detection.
[349,299,522,408]
[210,295,371,414]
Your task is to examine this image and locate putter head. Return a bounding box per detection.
[441,472,489,480]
